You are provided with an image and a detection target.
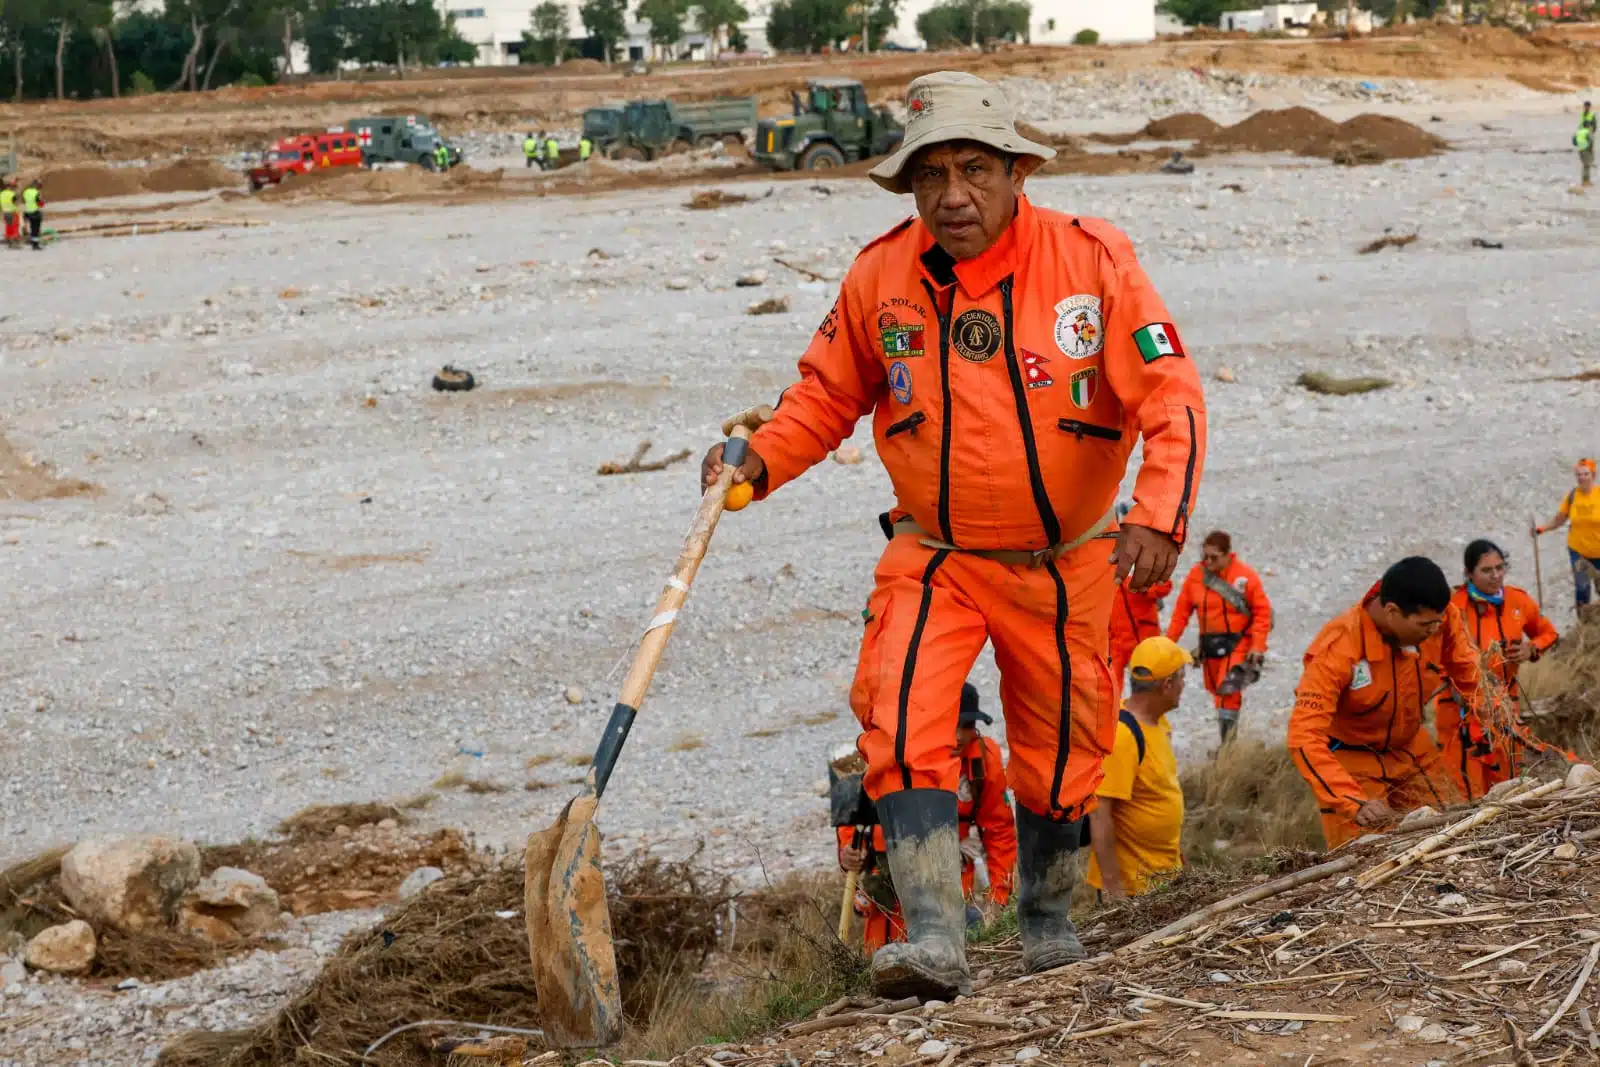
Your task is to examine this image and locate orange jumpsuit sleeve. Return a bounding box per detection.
[1079,219,1207,546]
[1440,603,1483,714]
[1165,570,1196,642]
[1243,568,1273,654]
[975,739,1017,905]
[1522,595,1560,658]
[1287,627,1368,820]
[748,263,886,497]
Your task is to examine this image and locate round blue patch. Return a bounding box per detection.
[889,361,913,405]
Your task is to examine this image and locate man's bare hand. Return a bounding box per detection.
[1245,651,1266,669]
[700,442,766,493]
[1505,637,1532,664]
[838,844,868,873]
[1355,798,1398,828]
[1111,524,1179,592]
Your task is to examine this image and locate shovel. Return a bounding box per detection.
[525,404,773,1048]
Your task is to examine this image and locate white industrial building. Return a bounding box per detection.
[1219,3,1316,32]
[445,0,1153,65]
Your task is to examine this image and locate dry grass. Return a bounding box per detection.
[1296,371,1393,395]
[1522,612,1600,758]
[796,711,840,726]
[667,734,705,753]
[1357,232,1418,254]
[276,802,406,839]
[745,727,785,738]
[525,753,558,768]
[564,753,593,767]
[1180,738,1324,863]
[686,189,751,210]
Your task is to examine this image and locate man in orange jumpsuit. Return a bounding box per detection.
[702,71,1207,997]
[1108,505,1173,708]
[1287,557,1475,849]
[1166,531,1271,742]
[1443,539,1560,798]
[838,684,1017,951]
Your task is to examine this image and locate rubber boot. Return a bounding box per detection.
[1218,710,1239,744]
[870,788,971,1000]
[1014,805,1086,973]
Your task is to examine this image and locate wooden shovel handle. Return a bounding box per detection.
[721,404,774,437]
[838,871,858,942]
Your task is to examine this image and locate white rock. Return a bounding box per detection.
[192,867,282,936]
[1568,764,1600,789]
[1486,777,1529,800]
[1208,971,1234,983]
[1394,1015,1427,1034]
[400,866,446,899]
[60,835,202,934]
[832,447,864,465]
[917,1040,951,1056]
[1015,1048,1042,1062]
[565,686,584,704]
[0,959,25,987]
[1496,959,1528,974]
[24,920,96,975]
[1554,841,1580,860]
[1437,892,1469,911]
[665,277,691,291]
[1214,366,1236,383]
[1399,805,1438,828]
[1414,1024,1450,1043]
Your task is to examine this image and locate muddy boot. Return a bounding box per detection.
[1218,710,1238,744]
[1015,806,1086,973]
[870,788,970,1000]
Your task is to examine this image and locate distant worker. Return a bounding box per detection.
[523,132,539,169]
[838,684,1016,951]
[1580,102,1598,188]
[1443,539,1558,798]
[1166,530,1272,742]
[579,134,594,162]
[433,143,450,172]
[0,177,17,249]
[544,135,561,170]
[1287,557,1473,849]
[21,179,42,251]
[1087,637,1189,901]
[1534,459,1600,610]
[1108,505,1172,708]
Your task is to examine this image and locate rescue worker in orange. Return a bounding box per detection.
[701,71,1207,998]
[1165,531,1271,742]
[1442,539,1559,798]
[1287,557,1474,849]
[837,684,1017,952]
[1108,506,1172,708]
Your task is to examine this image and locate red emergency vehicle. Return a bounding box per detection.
[247,130,364,190]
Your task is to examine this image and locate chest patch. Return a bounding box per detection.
[889,361,913,405]
[879,311,924,358]
[1054,295,1104,359]
[1023,349,1054,389]
[953,309,1001,363]
[1068,366,1096,407]
[1351,660,1374,691]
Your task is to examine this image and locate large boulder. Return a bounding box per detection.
[23,921,96,975]
[59,836,201,933]
[189,867,282,937]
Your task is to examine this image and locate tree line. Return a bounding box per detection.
[7,0,475,101]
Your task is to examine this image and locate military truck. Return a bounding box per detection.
[753,79,904,172]
[582,96,757,161]
[346,115,461,170]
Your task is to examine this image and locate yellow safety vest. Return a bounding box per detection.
[0,189,14,213]
[579,138,592,161]
[21,188,39,213]
[524,137,538,157]
[1579,125,1594,152]
[545,140,560,160]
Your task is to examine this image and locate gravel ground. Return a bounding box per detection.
[3,101,1598,900]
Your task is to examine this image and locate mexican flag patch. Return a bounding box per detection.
[1133,322,1185,363]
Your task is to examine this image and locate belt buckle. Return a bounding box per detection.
[1027,547,1051,569]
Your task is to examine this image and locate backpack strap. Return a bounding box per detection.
[1118,710,1146,765]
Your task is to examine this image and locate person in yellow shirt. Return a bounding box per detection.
[1535,458,1600,609]
[1087,636,1189,899]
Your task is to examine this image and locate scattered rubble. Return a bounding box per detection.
[60,835,202,934]
[1359,231,1420,254]
[1297,371,1394,396]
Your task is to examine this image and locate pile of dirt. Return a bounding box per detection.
[1143,112,1222,141]
[0,432,99,502]
[143,158,242,194]
[1200,105,1343,153]
[39,165,146,202]
[1197,107,1445,164]
[159,849,736,1067]
[1015,120,1086,153]
[258,164,506,205]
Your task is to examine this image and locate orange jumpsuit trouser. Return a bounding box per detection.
[1435,700,1518,801]
[1202,645,1247,714]
[851,532,1116,820]
[1318,733,1460,849]
[1108,632,1137,712]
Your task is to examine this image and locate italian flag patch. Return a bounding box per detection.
[1133,322,1185,363]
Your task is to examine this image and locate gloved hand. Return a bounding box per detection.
[959,835,984,863]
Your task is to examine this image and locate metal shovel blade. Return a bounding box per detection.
[525,792,622,1048]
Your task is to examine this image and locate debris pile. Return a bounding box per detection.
[1199,108,1445,164]
[1525,612,1600,756]
[0,431,99,502]
[42,159,243,202]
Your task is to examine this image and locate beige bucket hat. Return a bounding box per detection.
[869,71,1055,194]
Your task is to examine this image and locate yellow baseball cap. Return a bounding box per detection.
[1129,636,1193,682]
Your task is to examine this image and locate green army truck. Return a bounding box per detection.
[346,114,462,170]
[753,79,904,172]
[582,96,757,161]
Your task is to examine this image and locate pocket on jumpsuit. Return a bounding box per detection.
[849,589,895,731]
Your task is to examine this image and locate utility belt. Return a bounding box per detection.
[885,509,1115,569]
[1199,632,1245,660]
[1327,737,1377,754]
